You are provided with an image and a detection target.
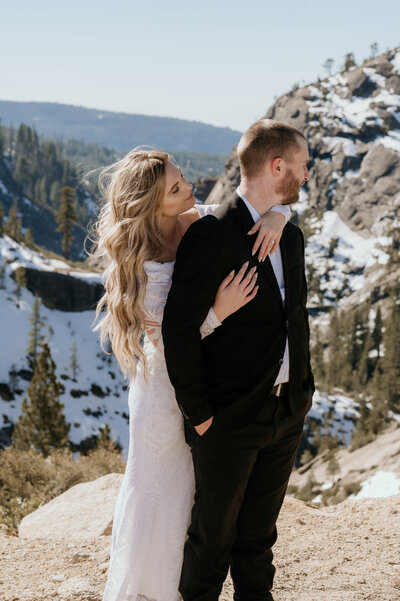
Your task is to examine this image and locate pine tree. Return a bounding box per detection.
[381,292,400,411]
[343,52,356,70]
[27,294,46,369]
[97,424,117,450]
[0,204,4,236]
[370,42,379,58]
[24,227,34,246]
[327,453,340,478]
[0,259,5,289]
[49,181,60,208]
[372,306,383,359]
[312,325,325,385]
[14,156,30,188]
[56,186,77,260]
[9,364,19,393]
[5,204,22,240]
[70,341,79,380]
[12,343,70,456]
[328,237,339,258]
[14,266,26,302]
[0,123,4,155]
[323,58,334,77]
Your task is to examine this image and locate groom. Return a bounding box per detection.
[162,119,314,601]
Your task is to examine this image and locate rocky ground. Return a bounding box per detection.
[1,494,399,601]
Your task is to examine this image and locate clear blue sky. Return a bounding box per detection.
[1,0,399,131]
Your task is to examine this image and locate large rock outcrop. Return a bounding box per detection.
[21,266,103,311]
[206,48,400,238]
[18,473,123,539]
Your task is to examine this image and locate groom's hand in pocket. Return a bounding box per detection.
[195,416,214,436]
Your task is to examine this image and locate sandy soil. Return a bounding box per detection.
[1,495,399,601]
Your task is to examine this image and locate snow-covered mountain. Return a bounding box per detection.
[1,48,399,461]
[206,47,400,309]
[0,235,130,455]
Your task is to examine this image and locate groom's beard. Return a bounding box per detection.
[276,168,303,206]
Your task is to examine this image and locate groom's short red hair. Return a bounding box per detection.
[238,119,305,178]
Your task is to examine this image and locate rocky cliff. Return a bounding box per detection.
[206,48,400,239]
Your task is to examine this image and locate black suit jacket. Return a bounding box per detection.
[162,193,314,427]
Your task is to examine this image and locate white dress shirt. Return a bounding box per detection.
[236,187,290,385]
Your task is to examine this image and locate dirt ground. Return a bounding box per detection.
[1,495,399,601]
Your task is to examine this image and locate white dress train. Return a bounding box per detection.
[102,204,220,601]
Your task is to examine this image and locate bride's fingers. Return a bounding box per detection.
[258,238,274,261]
[218,270,235,290]
[252,232,264,256]
[243,271,258,294]
[268,237,280,257]
[238,266,257,289]
[258,238,275,261]
[247,221,261,236]
[233,261,249,284]
[244,284,259,303]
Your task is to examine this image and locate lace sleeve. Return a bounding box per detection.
[200,307,222,339]
[144,306,221,351]
[143,263,221,352]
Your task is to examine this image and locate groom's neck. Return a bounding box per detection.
[239,177,281,215]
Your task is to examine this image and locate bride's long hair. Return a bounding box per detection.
[91,149,170,380]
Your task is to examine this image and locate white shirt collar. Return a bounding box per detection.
[236,186,260,223]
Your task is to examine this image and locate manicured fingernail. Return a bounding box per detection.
[230,270,235,275]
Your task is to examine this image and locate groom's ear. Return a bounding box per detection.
[271,157,283,178]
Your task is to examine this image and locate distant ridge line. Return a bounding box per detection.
[0,100,242,155]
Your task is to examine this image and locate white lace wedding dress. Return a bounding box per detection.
[102,204,220,601]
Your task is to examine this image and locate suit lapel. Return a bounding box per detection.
[278,226,291,312]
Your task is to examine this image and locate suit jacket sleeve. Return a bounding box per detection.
[162,216,226,426]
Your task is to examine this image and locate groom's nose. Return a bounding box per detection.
[303,166,310,182]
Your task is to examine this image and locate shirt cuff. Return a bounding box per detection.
[207,306,222,328]
[269,204,291,224]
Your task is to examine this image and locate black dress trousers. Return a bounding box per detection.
[180,394,304,601]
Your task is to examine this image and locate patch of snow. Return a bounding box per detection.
[307,389,359,446]
[69,271,102,284]
[344,169,359,179]
[0,235,130,458]
[295,188,308,215]
[391,50,400,73]
[312,494,322,503]
[378,131,400,153]
[305,210,390,303]
[322,137,358,157]
[353,471,400,500]
[0,181,8,195]
[363,67,386,88]
[321,480,334,491]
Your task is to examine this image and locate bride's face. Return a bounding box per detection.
[159,161,195,217]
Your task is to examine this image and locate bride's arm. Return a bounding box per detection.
[248,205,291,261]
[144,261,259,350]
[196,202,290,261]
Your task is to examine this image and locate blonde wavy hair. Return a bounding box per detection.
[91,148,171,380]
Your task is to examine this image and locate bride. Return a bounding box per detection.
[93,149,289,601]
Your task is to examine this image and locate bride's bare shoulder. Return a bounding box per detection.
[179,207,201,229]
